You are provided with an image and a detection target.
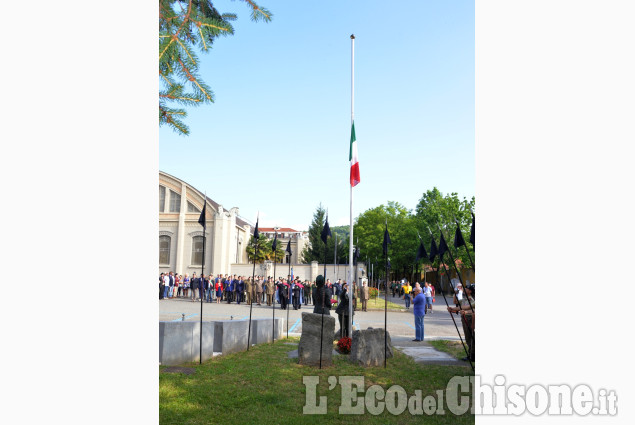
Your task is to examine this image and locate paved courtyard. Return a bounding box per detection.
[160,294,468,341]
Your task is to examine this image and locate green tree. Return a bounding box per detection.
[413,187,475,270]
[246,235,284,263]
[301,204,326,264]
[354,201,418,281]
[159,0,272,135]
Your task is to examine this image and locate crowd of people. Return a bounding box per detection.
[158,272,371,312]
[159,271,473,361]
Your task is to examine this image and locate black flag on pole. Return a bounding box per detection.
[353,245,360,265]
[254,216,260,240]
[429,238,438,262]
[438,232,449,259]
[454,224,466,248]
[198,199,206,229]
[321,215,331,244]
[470,213,475,246]
[272,231,278,251]
[286,240,292,256]
[415,241,427,262]
[382,223,391,256]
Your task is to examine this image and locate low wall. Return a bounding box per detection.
[160,317,285,365]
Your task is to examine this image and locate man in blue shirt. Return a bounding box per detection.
[412,287,426,342]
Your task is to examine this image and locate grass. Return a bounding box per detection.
[428,340,469,360]
[347,296,403,311]
[160,337,474,425]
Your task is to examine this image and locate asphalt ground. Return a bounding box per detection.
[159,292,468,341]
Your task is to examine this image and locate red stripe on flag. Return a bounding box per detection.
[350,162,360,187]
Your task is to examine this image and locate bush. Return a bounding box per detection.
[337,337,352,354]
[369,287,379,298]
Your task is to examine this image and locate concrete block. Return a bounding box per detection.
[159,321,215,366]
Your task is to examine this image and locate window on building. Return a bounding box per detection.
[159,186,166,213]
[159,235,170,264]
[192,236,204,266]
[187,201,201,213]
[169,190,181,212]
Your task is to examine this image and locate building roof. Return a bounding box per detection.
[160,170,253,229]
[259,227,301,233]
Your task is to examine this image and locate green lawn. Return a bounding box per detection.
[160,338,474,425]
[350,296,403,311]
[428,340,470,360]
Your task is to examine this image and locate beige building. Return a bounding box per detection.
[257,227,308,265]
[159,171,253,276]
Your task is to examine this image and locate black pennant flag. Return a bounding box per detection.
[253,216,259,240]
[470,213,475,246]
[354,246,360,265]
[382,223,391,256]
[438,232,449,259]
[321,215,331,244]
[198,199,206,229]
[272,232,278,251]
[415,241,427,262]
[286,240,292,256]
[429,238,438,262]
[454,224,466,248]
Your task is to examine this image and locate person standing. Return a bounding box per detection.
[361,280,369,312]
[278,279,288,310]
[412,287,426,341]
[266,277,275,306]
[448,284,475,362]
[190,273,198,301]
[292,281,301,310]
[255,277,263,306]
[403,280,412,310]
[159,273,165,299]
[168,271,175,298]
[423,282,433,314]
[335,283,351,338]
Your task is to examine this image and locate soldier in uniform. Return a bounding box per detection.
[278,279,289,310]
[266,277,275,306]
[361,279,369,312]
[447,284,475,362]
[255,277,263,305]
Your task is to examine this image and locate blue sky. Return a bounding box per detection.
[160,0,474,230]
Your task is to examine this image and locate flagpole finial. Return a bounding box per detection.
[350,34,355,39]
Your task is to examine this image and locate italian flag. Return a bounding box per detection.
[349,121,360,187]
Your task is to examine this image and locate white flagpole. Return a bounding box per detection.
[348,34,355,336]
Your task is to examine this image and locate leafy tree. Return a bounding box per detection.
[300,206,351,265]
[413,188,475,273]
[159,0,272,135]
[354,202,418,281]
[246,235,284,263]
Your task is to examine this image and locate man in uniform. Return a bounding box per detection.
[266,277,275,306]
[278,279,288,310]
[447,284,475,362]
[255,277,263,305]
[361,279,369,312]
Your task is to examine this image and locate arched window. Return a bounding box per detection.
[159,235,170,265]
[159,186,166,212]
[192,236,204,266]
[169,190,181,212]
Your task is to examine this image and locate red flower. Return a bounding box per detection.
[337,337,352,354]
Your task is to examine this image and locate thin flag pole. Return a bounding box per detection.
[197,192,207,364]
[272,232,277,343]
[247,213,259,351]
[287,260,291,338]
[382,218,391,368]
[437,223,474,315]
[348,33,356,344]
[427,227,473,371]
[454,217,475,271]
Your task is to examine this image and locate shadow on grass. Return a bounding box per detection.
[160,337,474,425]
